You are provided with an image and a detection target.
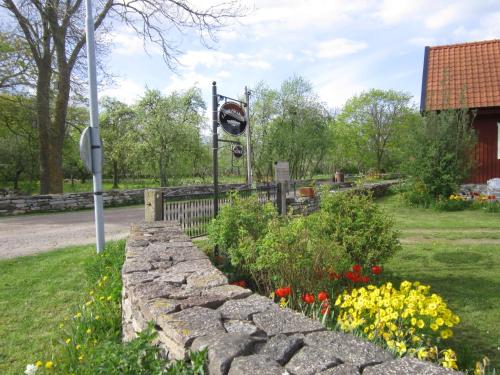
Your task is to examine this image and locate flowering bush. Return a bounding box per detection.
[335,281,460,369]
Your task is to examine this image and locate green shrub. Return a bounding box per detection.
[319,190,401,266]
[209,190,400,296]
[207,192,278,259]
[434,197,470,211]
[402,108,476,205]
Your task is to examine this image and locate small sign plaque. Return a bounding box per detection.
[232,144,244,158]
[274,161,290,183]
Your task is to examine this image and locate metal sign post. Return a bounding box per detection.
[212,82,219,218]
[244,87,253,186]
[84,0,105,253]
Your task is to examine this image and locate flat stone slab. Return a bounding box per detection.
[285,346,342,375]
[253,307,325,336]
[156,306,225,348]
[363,357,462,375]
[318,364,361,374]
[177,285,253,310]
[192,333,258,375]
[229,354,285,375]
[259,333,304,365]
[224,320,261,336]
[305,331,392,367]
[218,294,277,320]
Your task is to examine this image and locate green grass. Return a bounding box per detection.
[378,195,500,370]
[0,245,95,375]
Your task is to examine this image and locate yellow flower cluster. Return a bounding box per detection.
[448,194,465,201]
[335,281,460,368]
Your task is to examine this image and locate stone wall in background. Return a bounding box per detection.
[121,222,460,375]
[0,183,249,216]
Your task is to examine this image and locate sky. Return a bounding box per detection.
[99,0,500,122]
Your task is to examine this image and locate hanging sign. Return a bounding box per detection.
[232,144,244,158]
[219,102,247,136]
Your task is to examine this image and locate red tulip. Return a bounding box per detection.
[352,264,362,273]
[301,293,315,304]
[360,276,370,283]
[318,291,328,302]
[275,287,291,298]
[371,265,382,275]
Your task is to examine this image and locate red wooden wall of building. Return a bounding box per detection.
[470,112,500,183]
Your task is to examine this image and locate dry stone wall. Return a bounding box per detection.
[122,222,461,375]
[0,183,248,216]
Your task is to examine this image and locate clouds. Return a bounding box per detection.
[103,0,499,113]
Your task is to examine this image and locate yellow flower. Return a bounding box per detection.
[86,328,92,334]
[35,361,43,368]
[279,297,287,308]
[89,290,94,296]
[45,361,53,369]
[436,317,444,326]
[65,338,71,344]
[78,355,84,361]
[106,295,112,301]
[74,312,82,319]
[95,315,100,320]
[417,319,425,329]
[76,344,81,350]
[59,323,64,329]
[440,329,453,339]
[103,276,108,281]
[430,323,439,331]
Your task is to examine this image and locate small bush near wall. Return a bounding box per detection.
[208,190,401,296]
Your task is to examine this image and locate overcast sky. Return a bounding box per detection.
[100,0,500,118]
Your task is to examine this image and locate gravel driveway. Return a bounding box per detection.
[0,206,144,259]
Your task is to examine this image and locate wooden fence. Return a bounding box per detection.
[164,188,277,238]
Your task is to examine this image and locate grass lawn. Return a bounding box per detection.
[0,245,95,375]
[378,195,500,370]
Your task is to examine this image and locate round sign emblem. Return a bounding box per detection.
[219,102,247,136]
[232,144,244,158]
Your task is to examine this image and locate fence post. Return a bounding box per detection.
[277,182,287,216]
[144,189,163,222]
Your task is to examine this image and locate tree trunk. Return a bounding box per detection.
[36,63,52,194]
[159,155,167,187]
[113,160,119,188]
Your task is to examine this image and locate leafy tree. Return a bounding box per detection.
[0,94,38,191]
[0,31,31,91]
[136,88,205,187]
[337,89,413,173]
[100,98,137,188]
[1,0,243,193]
[250,76,333,180]
[402,108,476,204]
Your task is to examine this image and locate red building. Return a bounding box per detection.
[420,39,500,183]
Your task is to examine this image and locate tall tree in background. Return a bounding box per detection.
[337,89,412,172]
[1,0,242,194]
[100,98,136,188]
[0,31,31,90]
[137,88,205,187]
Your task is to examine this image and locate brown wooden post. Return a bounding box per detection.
[144,189,163,222]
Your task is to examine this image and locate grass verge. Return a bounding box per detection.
[378,195,500,370]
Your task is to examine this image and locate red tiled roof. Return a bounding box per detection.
[422,39,500,111]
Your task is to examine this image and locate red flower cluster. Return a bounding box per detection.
[230,280,247,288]
[371,265,382,275]
[275,287,291,298]
[302,293,315,304]
[317,291,328,302]
[345,264,369,283]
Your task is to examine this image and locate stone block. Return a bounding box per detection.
[285,346,342,375]
[304,331,392,368]
[228,354,285,375]
[363,357,462,375]
[218,294,277,320]
[253,307,325,336]
[318,364,361,375]
[156,306,225,349]
[224,320,260,336]
[191,333,258,375]
[259,333,304,365]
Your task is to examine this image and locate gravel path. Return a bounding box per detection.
[0,206,144,259]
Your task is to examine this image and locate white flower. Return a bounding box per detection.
[24,364,38,375]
